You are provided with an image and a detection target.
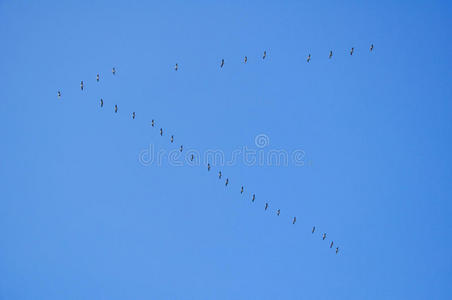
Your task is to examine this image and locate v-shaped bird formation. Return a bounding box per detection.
[56,45,375,255]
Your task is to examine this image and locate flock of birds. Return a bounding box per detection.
[56,45,375,255]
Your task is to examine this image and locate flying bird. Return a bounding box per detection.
[219,171,222,179]
[191,154,194,161]
[329,50,333,59]
[330,241,334,248]
[57,91,61,98]
[174,63,178,71]
[100,99,103,107]
[207,163,211,171]
[96,74,99,82]
[244,56,247,63]
[151,120,155,127]
[322,233,326,240]
[350,47,354,55]
[252,194,255,202]
[292,217,297,224]
[263,51,266,59]
[220,59,224,68]
[112,67,116,75]
[307,54,311,62]
[336,247,339,254]
[370,44,374,52]
[225,178,229,186]
[171,135,174,143]
[240,186,244,194]
[80,81,84,90]
[132,112,135,119]
[312,226,315,233]
[265,203,268,210]
[180,145,183,152]
[114,105,118,113]
[277,209,280,216]
[160,128,163,136]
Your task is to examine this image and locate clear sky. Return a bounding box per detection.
[0,0,451,299]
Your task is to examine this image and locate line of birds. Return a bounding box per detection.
[57,45,374,98]
[55,50,359,254]
[152,119,341,254]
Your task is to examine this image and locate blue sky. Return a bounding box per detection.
[0,0,451,299]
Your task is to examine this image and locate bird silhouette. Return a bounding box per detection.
[132,112,135,119]
[244,56,247,63]
[174,63,178,71]
[293,217,297,224]
[114,105,118,113]
[350,47,354,55]
[330,241,334,248]
[322,233,326,240]
[112,67,116,75]
[207,163,211,171]
[265,203,268,210]
[96,74,99,82]
[151,120,155,127]
[225,178,229,186]
[307,54,311,62]
[100,99,103,107]
[277,209,280,216]
[160,128,163,136]
[171,135,174,143]
[80,81,84,90]
[240,186,244,194]
[180,145,183,152]
[329,50,333,59]
[57,91,61,98]
[336,247,339,254]
[220,59,224,68]
[191,154,194,161]
[263,50,266,59]
[370,44,374,52]
[252,194,255,202]
[219,171,222,179]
